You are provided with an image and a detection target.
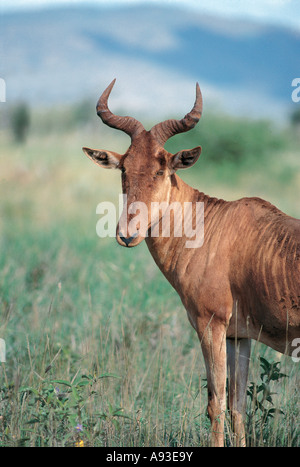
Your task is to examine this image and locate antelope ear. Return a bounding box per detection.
[170,146,202,172]
[82,147,122,169]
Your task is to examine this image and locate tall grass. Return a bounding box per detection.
[0,104,299,446]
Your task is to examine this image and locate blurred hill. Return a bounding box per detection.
[1,4,299,120]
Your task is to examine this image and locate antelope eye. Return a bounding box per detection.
[156,170,164,176]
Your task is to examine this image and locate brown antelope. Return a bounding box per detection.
[82,80,300,447]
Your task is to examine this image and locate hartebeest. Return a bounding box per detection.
[83,80,300,447]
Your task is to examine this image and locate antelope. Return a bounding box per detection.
[82,80,300,447]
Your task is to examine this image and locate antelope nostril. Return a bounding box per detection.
[119,231,138,246]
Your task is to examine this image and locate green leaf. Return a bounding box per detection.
[260,356,271,372]
[71,386,80,401]
[19,386,39,396]
[25,417,40,424]
[75,379,91,388]
[49,379,72,387]
[81,374,94,380]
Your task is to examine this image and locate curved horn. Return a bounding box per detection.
[96,79,145,140]
[150,83,203,146]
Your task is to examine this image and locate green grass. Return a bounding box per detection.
[0,107,299,446]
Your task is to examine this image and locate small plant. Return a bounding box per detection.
[246,356,288,445]
[0,372,128,447]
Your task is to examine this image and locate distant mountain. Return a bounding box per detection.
[1,4,299,120]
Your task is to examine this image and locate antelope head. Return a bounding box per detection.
[82,79,203,247]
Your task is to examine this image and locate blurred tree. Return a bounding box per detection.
[165,114,285,166]
[290,107,300,126]
[10,102,30,143]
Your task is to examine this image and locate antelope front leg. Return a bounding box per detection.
[198,320,227,447]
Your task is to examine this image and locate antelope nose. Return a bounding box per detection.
[119,231,138,247]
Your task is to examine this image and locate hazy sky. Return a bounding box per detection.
[1,0,300,30]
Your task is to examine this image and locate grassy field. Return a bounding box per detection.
[0,106,299,446]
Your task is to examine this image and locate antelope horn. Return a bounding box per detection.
[150,83,203,146]
[96,79,145,140]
